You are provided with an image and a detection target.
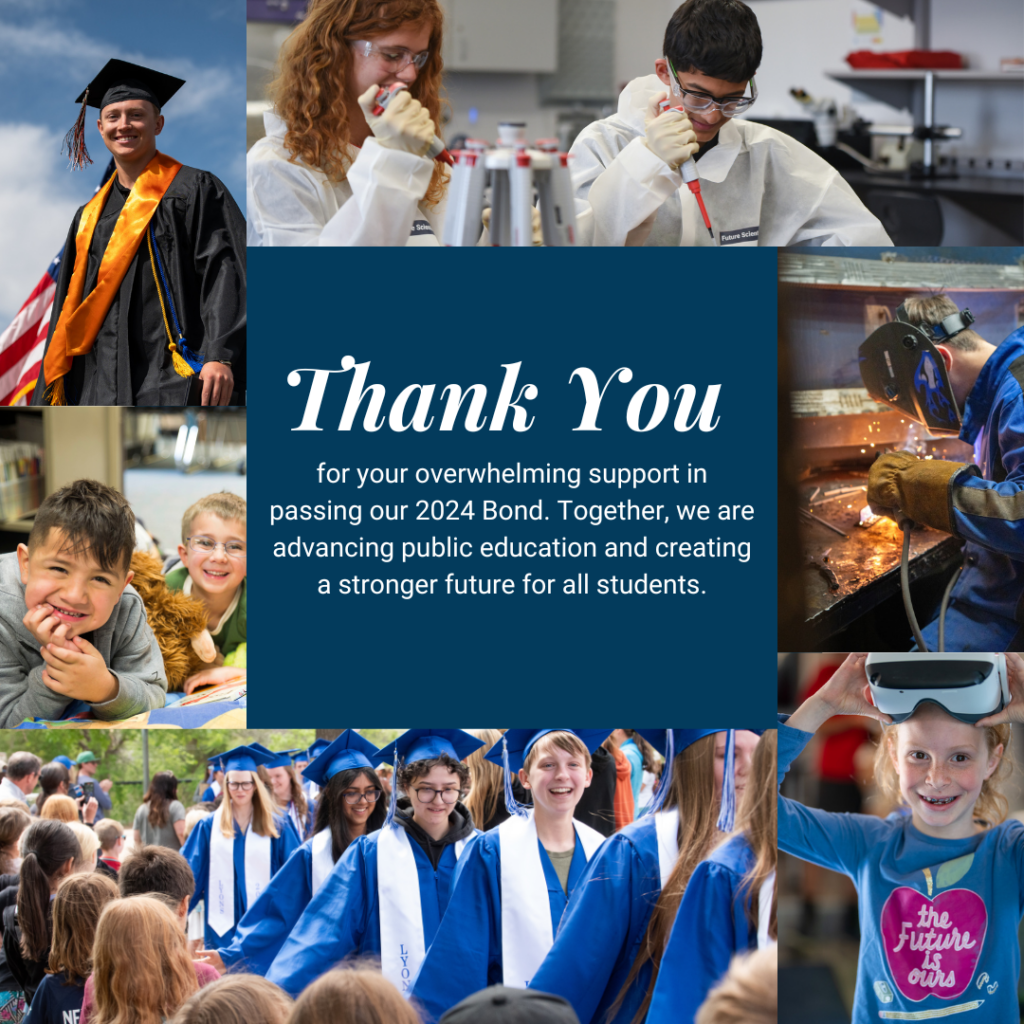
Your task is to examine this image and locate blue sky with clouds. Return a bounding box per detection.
[0,0,244,325]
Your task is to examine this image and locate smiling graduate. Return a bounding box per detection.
[266,728,484,997]
[198,731,387,977]
[528,729,763,1024]
[182,745,300,951]
[33,59,245,407]
[410,729,611,1023]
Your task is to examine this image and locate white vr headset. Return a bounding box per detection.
[866,653,1009,724]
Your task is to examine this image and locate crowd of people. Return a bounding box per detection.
[0,729,776,1024]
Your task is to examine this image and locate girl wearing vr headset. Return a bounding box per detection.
[781,652,1024,1024]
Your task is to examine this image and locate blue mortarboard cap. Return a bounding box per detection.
[485,729,612,819]
[379,729,485,829]
[265,748,300,769]
[484,729,611,774]
[210,744,277,774]
[635,729,766,830]
[635,729,721,758]
[382,729,485,766]
[301,739,331,763]
[246,744,300,770]
[302,730,383,788]
[54,756,75,770]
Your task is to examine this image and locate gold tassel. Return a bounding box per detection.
[48,377,67,406]
[169,346,195,379]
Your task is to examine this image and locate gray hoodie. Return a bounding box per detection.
[0,551,166,726]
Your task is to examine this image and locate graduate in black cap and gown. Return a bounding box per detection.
[33,59,245,406]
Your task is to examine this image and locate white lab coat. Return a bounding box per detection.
[246,111,444,246]
[571,75,892,247]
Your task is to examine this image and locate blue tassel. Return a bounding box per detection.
[716,730,736,832]
[384,743,399,829]
[648,729,675,814]
[502,736,529,819]
[178,340,204,374]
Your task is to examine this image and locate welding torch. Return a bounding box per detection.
[371,83,454,166]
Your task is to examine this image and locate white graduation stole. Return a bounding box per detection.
[378,826,470,993]
[757,870,776,949]
[208,820,271,937]
[310,828,334,895]
[499,812,605,988]
[288,801,304,839]
[654,808,680,888]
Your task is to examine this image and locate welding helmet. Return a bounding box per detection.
[866,653,1009,724]
[858,302,974,437]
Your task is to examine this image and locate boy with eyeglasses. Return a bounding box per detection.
[267,729,483,996]
[0,479,167,726]
[165,492,246,692]
[572,0,891,246]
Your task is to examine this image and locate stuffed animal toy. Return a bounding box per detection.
[129,551,216,691]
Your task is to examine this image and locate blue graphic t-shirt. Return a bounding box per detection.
[26,972,85,1024]
[779,719,1024,1023]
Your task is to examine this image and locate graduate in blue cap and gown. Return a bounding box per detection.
[299,739,331,804]
[646,730,776,1024]
[196,730,387,976]
[183,745,300,950]
[250,745,313,842]
[200,757,223,803]
[529,729,762,1024]
[411,729,611,1022]
[267,729,484,997]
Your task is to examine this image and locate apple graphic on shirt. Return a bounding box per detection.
[880,886,987,1001]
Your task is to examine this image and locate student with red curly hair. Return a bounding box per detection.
[247,0,450,246]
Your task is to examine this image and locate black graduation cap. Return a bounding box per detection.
[64,60,185,171]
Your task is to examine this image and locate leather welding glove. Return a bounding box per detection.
[357,84,435,157]
[867,451,968,535]
[643,98,698,171]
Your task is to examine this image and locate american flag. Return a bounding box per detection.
[0,160,115,406]
[0,251,63,406]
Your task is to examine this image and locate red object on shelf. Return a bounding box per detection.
[846,50,964,70]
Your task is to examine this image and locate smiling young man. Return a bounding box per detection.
[0,479,167,726]
[410,730,610,1023]
[33,59,245,406]
[571,0,891,246]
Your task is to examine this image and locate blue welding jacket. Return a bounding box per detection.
[921,328,1024,650]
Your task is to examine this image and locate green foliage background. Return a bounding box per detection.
[0,729,403,827]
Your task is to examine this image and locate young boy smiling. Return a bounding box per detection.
[0,479,167,726]
[165,492,246,692]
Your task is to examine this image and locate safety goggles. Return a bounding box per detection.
[667,58,757,117]
[350,40,430,72]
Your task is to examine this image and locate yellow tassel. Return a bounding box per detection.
[170,346,195,379]
[48,377,67,406]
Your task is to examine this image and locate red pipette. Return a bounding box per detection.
[372,83,454,166]
[658,100,713,239]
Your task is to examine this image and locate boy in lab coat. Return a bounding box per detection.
[572,0,892,247]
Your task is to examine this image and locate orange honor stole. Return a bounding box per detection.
[43,151,182,404]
